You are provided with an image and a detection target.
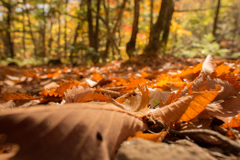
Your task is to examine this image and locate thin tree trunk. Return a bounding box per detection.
[41,4,46,57]
[150,0,153,29]
[48,18,53,55]
[4,0,14,58]
[212,0,221,37]
[126,0,140,59]
[57,1,61,57]
[93,0,100,52]
[102,0,110,62]
[87,0,94,48]
[64,0,68,58]
[24,0,37,56]
[22,3,26,57]
[144,0,174,54]
[103,0,127,61]
[230,9,239,55]
[70,20,81,63]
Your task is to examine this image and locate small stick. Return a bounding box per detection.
[95,88,124,98]
[155,119,240,153]
[104,86,127,91]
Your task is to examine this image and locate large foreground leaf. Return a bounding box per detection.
[0,103,147,160]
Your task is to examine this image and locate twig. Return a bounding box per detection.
[155,119,240,153]
[95,88,124,98]
[104,86,127,91]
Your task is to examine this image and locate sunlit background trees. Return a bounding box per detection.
[0,0,239,65]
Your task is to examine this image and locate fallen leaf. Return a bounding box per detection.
[134,85,150,112]
[64,86,94,103]
[128,130,168,142]
[0,103,148,160]
[201,55,216,76]
[146,90,219,126]
[0,100,16,111]
[149,90,171,108]
[181,76,240,101]
[44,82,60,91]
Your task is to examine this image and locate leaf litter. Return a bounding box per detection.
[0,56,240,159]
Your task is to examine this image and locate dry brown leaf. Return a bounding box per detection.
[0,103,148,160]
[0,100,16,111]
[199,103,223,119]
[146,90,219,126]
[134,85,150,111]
[210,95,240,123]
[64,85,94,103]
[182,76,239,101]
[149,90,171,108]
[43,82,60,91]
[201,55,216,75]
[175,118,213,130]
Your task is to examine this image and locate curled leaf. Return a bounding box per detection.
[134,84,150,112]
[202,55,216,75]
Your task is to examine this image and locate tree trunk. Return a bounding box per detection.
[57,1,61,58]
[102,0,127,61]
[4,0,14,58]
[48,18,54,55]
[126,0,140,59]
[70,19,81,63]
[144,0,174,54]
[86,0,101,63]
[64,0,68,58]
[22,3,26,57]
[87,0,95,49]
[150,0,154,29]
[212,0,221,37]
[24,0,37,56]
[102,0,110,62]
[41,5,46,57]
[93,0,101,52]
[160,1,174,54]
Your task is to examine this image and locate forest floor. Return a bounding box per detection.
[0,55,240,159]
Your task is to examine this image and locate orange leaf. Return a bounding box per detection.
[147,90,220,126]
[92,73,103,81]
[128,130,168,142]
[93,92,110,102]
[222,112,240,128]
[216,64,231,76]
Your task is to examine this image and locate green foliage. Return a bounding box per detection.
[152,100,159,105]
[0,57,44,66]
[230,52,240,59]
[174,34,230,58]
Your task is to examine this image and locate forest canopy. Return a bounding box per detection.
[0,0,239,65]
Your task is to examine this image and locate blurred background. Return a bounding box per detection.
[0,0,239,65]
